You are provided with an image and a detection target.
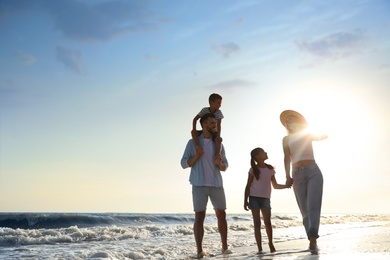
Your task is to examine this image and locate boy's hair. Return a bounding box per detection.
[200,113,216,126]
[209,93,222,102]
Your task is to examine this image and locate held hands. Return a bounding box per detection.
[286,177,293,188]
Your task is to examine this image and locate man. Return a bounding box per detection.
[181,113,232,258]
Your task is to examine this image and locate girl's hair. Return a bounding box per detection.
[250,148,274,180]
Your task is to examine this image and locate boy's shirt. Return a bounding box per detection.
[198,107,224,120]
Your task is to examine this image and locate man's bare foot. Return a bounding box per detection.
[256,248,264,254]
[222,248,232,254]
[196,251,208,259]
[269,242,276,253]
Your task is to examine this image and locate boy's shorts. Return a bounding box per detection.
[192,186,226,212]
[249,196,271,210]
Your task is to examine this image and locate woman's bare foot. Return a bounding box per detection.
[309,237,317,250]
[268,242,276,253]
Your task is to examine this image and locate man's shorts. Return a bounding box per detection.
[249,196,271,210]
[192,186,226,212]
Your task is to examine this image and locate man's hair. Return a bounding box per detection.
[200,113,215,125]
[209,93,222,102]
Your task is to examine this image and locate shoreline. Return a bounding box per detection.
[212,222,390,259]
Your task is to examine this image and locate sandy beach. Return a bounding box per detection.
[213,221,390,259]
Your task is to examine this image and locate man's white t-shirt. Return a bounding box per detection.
[202,138,216,186]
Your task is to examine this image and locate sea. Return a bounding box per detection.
[0,213,389,259]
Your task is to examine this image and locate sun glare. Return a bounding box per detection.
[301,89,370,141]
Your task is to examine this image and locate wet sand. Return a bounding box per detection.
[215,222,390,259]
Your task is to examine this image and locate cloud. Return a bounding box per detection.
[56,46,86,75]
[0,0,36,24]
[0,78,19,92]
[42,0,163,43]
[378,63,390,70]
[212,42,240,58]
[144,54,159,61]
[1,0,166,43]
[14,51,36,65]
[296,29,366,60]
[208,79,257,91]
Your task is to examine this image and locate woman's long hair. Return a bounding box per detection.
[250,148,274,180]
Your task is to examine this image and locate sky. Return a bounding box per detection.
[1,0,389,214]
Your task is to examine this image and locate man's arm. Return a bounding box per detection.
[216,145,228,171]
[187,151,202,167]
[181,140,202,169]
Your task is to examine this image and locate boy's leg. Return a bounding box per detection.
[214,135,222,159]
[191,130,203,154]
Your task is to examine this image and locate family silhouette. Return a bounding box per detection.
[181,94,327,258]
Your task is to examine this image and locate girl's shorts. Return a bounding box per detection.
[249,196,271,210]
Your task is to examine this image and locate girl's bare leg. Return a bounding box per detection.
[261,209,276,253]
[251,209,263,253]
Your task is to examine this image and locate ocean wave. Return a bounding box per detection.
[1,213,389,230]
[0,213,389,248]
[0,213,196,229]
[0,224,196,246]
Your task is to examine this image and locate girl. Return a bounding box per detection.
[280,109,327,251]
[244,147,291,254]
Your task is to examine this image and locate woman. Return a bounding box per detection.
[280,110,327,251]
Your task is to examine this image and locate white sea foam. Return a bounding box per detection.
[0,213,389,259]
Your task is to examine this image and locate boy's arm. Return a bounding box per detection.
[192,115,201,131]
[191,115,201,148]
[216,119,222,137]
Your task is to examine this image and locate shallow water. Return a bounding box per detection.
[1,213,389,259]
